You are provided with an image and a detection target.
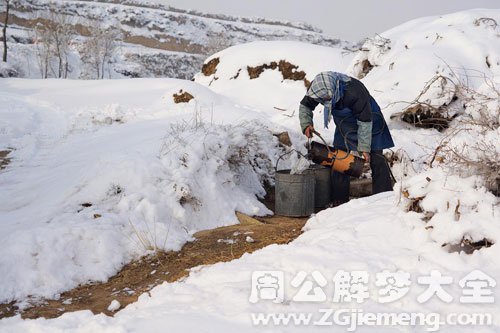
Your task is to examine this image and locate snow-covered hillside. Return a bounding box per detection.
[0,8,499,333]
[194,41,354,141]
[1,0,347,79]
[348,8,500,119]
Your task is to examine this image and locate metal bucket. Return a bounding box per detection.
[275,169,315,217]
[306,165,331,209]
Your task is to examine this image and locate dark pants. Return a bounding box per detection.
[331,150,393,204]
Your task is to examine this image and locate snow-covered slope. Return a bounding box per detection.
[0,78,292,302]
[348,8,500,119]
[195,41,353,110]
[1,0,346,79]
[194,41,354,141]
[0,8,499,333]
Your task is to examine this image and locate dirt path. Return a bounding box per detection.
[0,213,307,320]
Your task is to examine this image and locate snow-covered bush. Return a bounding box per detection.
[430,77,500,194]
[159,120,279,211]
[397,168,499,251]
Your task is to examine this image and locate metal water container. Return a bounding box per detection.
[275,169,315,217]
[306,165,331,209]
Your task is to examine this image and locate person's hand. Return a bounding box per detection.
[362,152,370,163]
[304,125,314,138]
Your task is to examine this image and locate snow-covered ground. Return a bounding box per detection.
[0,77,300,303]
[1,192,498,332]
[1,8,499,333]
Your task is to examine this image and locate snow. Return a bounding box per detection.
[0,7,499,333]
[107,300,121,312]
[397,168,500,247]
[0,78,286,302]
[1,193,498,332]
[3,0,346,80]
[194,41,353,137]
[348,9,500,120]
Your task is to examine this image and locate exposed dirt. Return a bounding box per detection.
[173,89,194,103]
[247,60,310,87]
[446,237,494,254]
[247,61,277,78]
[0,150,11,170]
[0,212,307,320]
[201,57,220,76]
[0,13,205,54]
[360,59,374,78]
[398,104,453,131]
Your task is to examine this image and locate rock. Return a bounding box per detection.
[274,132,292,147]
[107,299,121,312]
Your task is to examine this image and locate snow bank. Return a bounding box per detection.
[0,78,282,302]
[194,41,353,137]
[343,9,500,182]
[348,9,500,119]
[398,168,500,247]
[344,9,500,251]
[2,193,498,332]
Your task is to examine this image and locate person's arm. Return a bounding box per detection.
[299,95,319,134]
[351,95,373,153]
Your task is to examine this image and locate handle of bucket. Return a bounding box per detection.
[312,130,331,153]
[313,130,350,160]
[275,149,310,171]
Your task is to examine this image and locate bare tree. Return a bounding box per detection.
[2,0,10,62]
[47,11,75,78]
[80,24,121,79]
[33,23,53,78]
[32,10,75,78]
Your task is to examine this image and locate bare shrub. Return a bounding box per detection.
[427,72,500,194]
[390,74,459,130]
[80,23,121,79]
[473,17,498,29]
[32,10,76,78]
